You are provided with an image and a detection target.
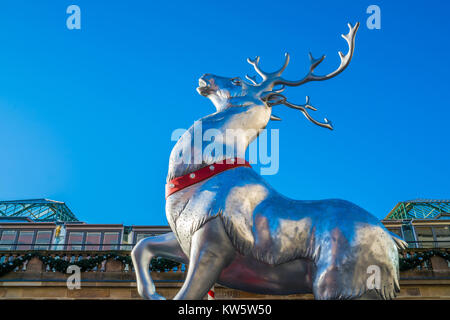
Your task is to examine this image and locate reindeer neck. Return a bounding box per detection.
[167,104,270,181]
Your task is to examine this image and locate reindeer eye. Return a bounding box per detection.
[231,78,241,86]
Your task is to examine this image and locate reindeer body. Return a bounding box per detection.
[167,168,402,298]
[132,23,406,299]
[164,109,401,299]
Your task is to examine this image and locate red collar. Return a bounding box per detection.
[165,158,251,199]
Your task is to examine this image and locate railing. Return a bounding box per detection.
[405,241,450,249]
[0,242,134,251]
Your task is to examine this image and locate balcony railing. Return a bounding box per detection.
[0,242,134,251]
[405,241,450,249]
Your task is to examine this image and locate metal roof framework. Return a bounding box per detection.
[385,199,450,220]
[0,199,78,222]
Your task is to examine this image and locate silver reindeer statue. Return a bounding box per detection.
[132,22,407,300]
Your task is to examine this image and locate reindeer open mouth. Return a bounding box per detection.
[196,79,212,96]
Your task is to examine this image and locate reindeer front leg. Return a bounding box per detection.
[131,232,188,300]
[174,217,236,300]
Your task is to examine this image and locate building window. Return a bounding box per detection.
[401,224,417,247]
[433,226,450,248]
[0,229,54,250]
[67,232,84,250]
[387,228,402,237]
[134,233,154,244]
[85,232,101,251]
[66,230,122,250]
[102,232,120,250]
[415,227,434,248]
[0,230,17,250]
[35,230,53,250]
[17,231,34,250]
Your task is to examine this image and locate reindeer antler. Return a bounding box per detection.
[246,22,359,130]
[247,53,290,82]
[265,94,333,129]
[283,96,333,130]
[274,23,359,87]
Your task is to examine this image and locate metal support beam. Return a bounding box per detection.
[0,199,79,222]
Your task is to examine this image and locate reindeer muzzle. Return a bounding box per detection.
[197,78,211,96]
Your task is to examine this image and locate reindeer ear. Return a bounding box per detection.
[260,91,271,101]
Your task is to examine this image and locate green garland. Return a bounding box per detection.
[0,252,180,276]
[399,250,450,271]
[1,250,448,276]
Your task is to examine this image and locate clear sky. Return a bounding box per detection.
[0,0,448,225]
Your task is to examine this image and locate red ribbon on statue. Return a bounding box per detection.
[165,158,251,199]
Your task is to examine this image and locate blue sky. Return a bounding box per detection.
[0,0,448,225]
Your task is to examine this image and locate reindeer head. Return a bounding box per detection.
[196,23,359,130]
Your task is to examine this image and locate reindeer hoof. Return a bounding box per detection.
[148,293,166,300]
[140,291,166,300]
